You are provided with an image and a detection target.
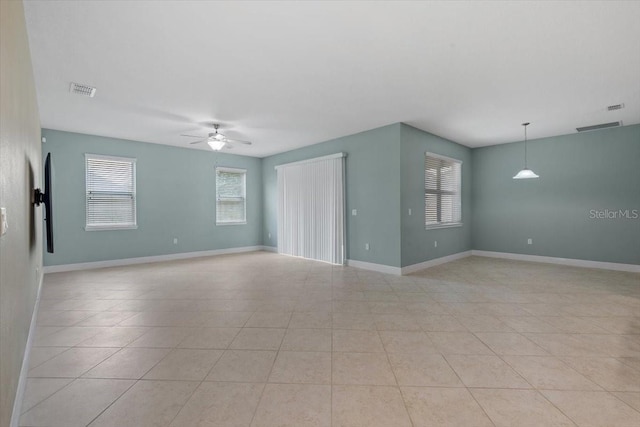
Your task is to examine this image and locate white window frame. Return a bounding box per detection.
[215,166,247,226]
[85,153,137,231]
[425,152,462,229]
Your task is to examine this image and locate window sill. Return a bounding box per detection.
[216,222,247,226]
[85,225,138,231]
[425,222,463,230]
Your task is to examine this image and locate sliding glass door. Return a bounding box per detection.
[276,153,346,265]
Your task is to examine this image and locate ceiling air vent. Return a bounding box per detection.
[69,82,96,97]
[576,121,621,132]
[607,103,624,111]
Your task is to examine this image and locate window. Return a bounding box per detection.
[425,152,462,228]
[216,167,246,225]
[85,154,137,230]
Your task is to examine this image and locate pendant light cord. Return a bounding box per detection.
[523,122,529,169]
[513,122,538,179]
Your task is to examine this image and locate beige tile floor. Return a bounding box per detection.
[19,252,640,426]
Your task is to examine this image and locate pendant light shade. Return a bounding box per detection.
[513,122,539,179]
[513,168,539,179]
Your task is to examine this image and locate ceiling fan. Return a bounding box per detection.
[181,124,252,151]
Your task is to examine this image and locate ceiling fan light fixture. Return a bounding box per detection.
[181,123,251,149]
[513,122,539,180]
[211,124,226,141]
[207,139,226,151]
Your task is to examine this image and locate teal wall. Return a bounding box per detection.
[42,129,262,266]
[400,124,473,267]
[471,124,640,265]
[261,124,402,268]
[44,123,639,269]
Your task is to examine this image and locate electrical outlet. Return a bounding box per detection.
[352,209,357,216]
[173,238,178,244]
[268,233,271,239]
[408,208,412,216]
[527,238,533,245]
[365,243,370,251]
[434,241,438,247]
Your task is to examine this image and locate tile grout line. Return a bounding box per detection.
[376,326,415,426]
[18,378,74,417]
[74,327,213,425]
[86,343,178,424]
[608,391,640,415]
[245,272,302,426]
[478,320,582,426]
[440,352,497,427]
[330,273,334,427]
[83,378,139,427]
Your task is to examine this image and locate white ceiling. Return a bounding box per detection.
[24,1,640,157]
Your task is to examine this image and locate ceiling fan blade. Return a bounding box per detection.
[189,139,206,145]
[180,134,205,138]
[224,138,252,145]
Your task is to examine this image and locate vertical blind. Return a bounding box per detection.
[277,153,345,265]
[216,167,246,224]
[425,152,462,227]
[85,154,136,230]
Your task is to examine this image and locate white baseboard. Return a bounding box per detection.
[401,251,472,275]
[472,250,640,273]
[43,246,267,273]
[10,269,44,427]
[346,259,402,275]
[347,251,473,276]
[262,245,278,253]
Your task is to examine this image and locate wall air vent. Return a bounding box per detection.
[576,121,621,132]
[69,82,96,97]
[607,103,624,111]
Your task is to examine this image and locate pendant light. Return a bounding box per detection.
[513,122,539,179]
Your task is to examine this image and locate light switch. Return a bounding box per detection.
[1,207,7,236]
[352,209,357,216]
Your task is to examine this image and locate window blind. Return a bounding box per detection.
[425,152,461,227]
[216,167,246,224]
[276,153,346,265]
[85,154,136,230]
